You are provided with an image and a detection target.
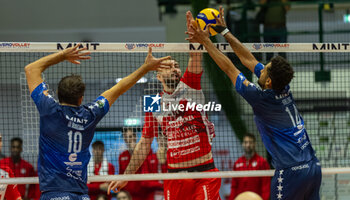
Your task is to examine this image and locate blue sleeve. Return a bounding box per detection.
[254,63,265,78]
[235,73,263,106]
[31,82,57,115]
[86,96,110,120]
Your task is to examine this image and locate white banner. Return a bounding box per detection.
[1,42,350,52]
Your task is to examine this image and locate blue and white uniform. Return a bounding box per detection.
[31,82,109,199]
[235,63,322,200]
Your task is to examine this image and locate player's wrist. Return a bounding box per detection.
[211,25,229,36]
[221,28,230,36]
[58,50,67,62]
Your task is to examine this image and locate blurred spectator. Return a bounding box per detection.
[116,190,132,200]
[87,141,115,200]
[95,194,108,200]
[229,134,270,200]
[0,134,5,159]
[0,133,22,200]
[119,128,163,200]
[260,0,290,61]
[0,137,38,200]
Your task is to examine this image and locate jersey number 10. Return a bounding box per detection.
[68,131,82,153]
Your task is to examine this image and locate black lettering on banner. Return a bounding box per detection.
[57,43,100,50]
[312,43,350,51]
[189,43,229,51]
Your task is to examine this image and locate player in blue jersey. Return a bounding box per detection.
[186,7,321,200]
[25,44,171,200]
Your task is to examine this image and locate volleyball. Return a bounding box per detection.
[196,8,220,36]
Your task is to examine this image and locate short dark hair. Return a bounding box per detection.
[123,127,136,133]
[117,190,132,200]
[11,137,23,146]
[268,56,294,92]
[57,74,85,106]
[92,140,104,149]
[243,133,256,142]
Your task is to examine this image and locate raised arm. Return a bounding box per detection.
[107,136,154,194]
[24,44,90,93]
[100,47,171,106]
[186,11,203,74]
[187,52,203,74]
[186,20,241,87]
[212,6,259,73]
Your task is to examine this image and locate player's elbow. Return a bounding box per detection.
[24,64,32,75]
[24,64,37,77]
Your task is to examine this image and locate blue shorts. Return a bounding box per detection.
[40,191,90,200]
[271,158,322,200]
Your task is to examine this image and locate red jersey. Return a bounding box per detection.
[0,157,36,199]
[87,161,115,200]
[0,165,21,200]
[119,150,163,200]
[142,69,216,168]
[229,153,271,200]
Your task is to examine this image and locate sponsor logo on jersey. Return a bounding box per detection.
[168,135,201,149]
[96,100,105,108]
[64,153,82,166]
[68,153,77,162]
[170,146,200,158]
[50,196,70,200]
[65,115,88,124]
[291,163,309,171]
[252,161,257,167]
[236,163,244,168]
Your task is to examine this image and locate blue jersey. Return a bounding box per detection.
[31,82,109,193]
[235,63,316,169]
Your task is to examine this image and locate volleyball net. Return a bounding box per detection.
[0,42,350,198]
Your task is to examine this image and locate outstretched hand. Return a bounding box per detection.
[107,180,128,195]
[61,44,91,64]
[211,5,227,34]
[185,19,210,45]
[186,11,198,43]
[144,47,172,71]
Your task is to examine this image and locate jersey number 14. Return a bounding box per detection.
[285,104,301,127]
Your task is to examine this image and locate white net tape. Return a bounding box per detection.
[1,168,350,184]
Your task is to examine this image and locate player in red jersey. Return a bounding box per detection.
[0,133,21,200]
[108,13,221,200]
[118,128,163,200]
[0,137,37,199]
[0,165,22,200]
[229,134,270,200]
[88,141,115,200]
